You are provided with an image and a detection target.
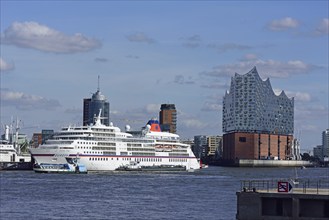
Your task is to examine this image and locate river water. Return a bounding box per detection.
[0,166,328,220]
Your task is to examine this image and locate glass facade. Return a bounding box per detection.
[83,89,110,126]
[222,67,294,135]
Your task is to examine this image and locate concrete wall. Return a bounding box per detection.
[237,191,329,219]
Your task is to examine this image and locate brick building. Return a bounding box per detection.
[223,132,293,160]
[159,104,177,134]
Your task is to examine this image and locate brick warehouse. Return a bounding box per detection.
[223,132,293,160]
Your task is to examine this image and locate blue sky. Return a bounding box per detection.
[1,1,328,152]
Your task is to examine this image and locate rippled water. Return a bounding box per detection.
[1,166,328,219]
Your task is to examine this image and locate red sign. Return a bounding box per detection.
[278,181,292,193]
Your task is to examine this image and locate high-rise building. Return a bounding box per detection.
[222,67,294,161]
[159,104,177,133]
[83,78,110,126]
[322,129,329,150]
[314,129,329,161]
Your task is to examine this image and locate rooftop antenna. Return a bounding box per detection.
[97,75,100,92]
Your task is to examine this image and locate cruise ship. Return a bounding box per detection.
[29,111,200,172]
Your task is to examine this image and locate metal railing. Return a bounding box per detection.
[240,178,329,194]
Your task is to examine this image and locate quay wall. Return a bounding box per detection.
[236,190,329,219]
[237,159,312,167]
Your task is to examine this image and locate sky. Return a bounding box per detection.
[0,1,328,152]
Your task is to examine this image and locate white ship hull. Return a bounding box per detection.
[30,147,199,171]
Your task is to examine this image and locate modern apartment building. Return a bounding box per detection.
[222,67,294,161]
[207,135,222,157]
[193,135,222,159]
[83,83,110,126]
[159,104,177,133]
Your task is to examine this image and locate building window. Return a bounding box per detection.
[239,137,246,142]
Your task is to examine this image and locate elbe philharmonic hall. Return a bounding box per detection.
[222,67,295,162]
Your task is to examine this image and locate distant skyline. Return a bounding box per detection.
[1,1,328,152]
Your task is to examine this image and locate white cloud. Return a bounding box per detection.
[201,102,222,112]
[173,75,195,85]
[181,118,207,129]
[287,91,312,102]
[1,89,61,110]
[126,54,140,59]
[181,35,202,48]
[240,53,258,61]
[200,57,319,78]
[0,58,15,72]
[201,82,227,90]
[126,32,155,44]
[315,18,329,36]
[207,43,251,53]
[295,105,328,121]
[64,107,81,114]
[145,104,161,114]
[94,57,108,63]
[2,21,101,53]
[267,17,299,31]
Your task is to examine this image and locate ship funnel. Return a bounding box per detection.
[5,125,10,141]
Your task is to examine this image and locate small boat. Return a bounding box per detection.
[116,161,186,172]
[116,161,142,171]
[33,157,87,174]
[141,164,186,172]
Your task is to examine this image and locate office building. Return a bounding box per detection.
[207,135,222,157]
[222,67,294,161]
[313,145,323,160]
[32,133,42,148]
[159,104,177,133]
[314,129,329,161]
[83,80,110,126]
[193,135,222,159]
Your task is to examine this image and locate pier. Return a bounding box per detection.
[236,179,329,219]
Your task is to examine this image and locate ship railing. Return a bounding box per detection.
[240,178,329,195]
